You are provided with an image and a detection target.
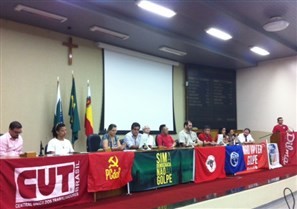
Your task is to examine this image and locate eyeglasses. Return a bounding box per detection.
[133,128,140,131]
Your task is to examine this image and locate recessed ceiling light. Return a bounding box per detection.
[159,46,187,56]
[263,17,290,32]
[206,27,232,41]
[137,0,176,18]
[90,26,129,40]
[14,4,67,23]
[250,46,270,56]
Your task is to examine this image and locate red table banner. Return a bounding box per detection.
[240,143,269,173]
[195,147,226,183]
[279,132,297,166]
[0,154,92,209]
[88,151,135,192]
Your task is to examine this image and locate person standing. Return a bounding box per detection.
[157,124,176,148]
[124,122,142,149]
[178,121,202,147]
[272,117,288,133]
[0,121,23,156]
[47,123,74,155]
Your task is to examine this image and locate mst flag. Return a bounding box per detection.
[85,81,94,136]
[54,79,64,127]
[195,147,226,183]
[69,76,80,144]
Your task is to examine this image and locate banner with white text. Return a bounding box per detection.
[279,132,297,166]
[0,155,92,209]
[238,143,269,174]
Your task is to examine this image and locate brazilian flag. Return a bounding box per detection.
[69,76,80,144]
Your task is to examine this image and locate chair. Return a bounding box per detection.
[86,134,101,152]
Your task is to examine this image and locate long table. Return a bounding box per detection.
[0,142,288,209]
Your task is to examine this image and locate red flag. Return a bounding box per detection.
[88,152,135,192]
[85,82,94,136]
[195,147,226,183]
[279,132,297,166]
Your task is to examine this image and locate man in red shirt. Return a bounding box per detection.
[198,126,216,145]
[272,117,288,133]
[157,124,176,148]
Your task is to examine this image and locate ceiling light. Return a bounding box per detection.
[250,46,270,56]
[206,28,232,41]
[14,4,67,23]
[159,46,187,56]
[137,0,176,18]
[90,26,129,40]
[263,17,289,32]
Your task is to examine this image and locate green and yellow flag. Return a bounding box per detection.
[68,76,80,144]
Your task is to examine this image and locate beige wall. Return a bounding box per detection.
[237,56,297,133]
[0,19,186,152]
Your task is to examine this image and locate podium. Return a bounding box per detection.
[270,133,280,144]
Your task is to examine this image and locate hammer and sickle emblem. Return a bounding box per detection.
[108,156,119,168]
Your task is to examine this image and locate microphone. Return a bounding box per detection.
[39,141,44,156]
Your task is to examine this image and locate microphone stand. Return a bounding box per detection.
[39,141,44,156]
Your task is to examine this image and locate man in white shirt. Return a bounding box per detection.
[139,125,155,150]
[124,122,142,149]
[238,128,255,144]
[178,121,202,147]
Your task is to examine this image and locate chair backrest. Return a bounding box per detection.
[86,134,101,152]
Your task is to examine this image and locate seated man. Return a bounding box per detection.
[0,121,23,156]
[178,121,202,147]
[157,124,176,148]
[139,125,155,150]
[272,117,288,133]
[124,122,142,149]
[238,128,255,144]
[198,126,216,145]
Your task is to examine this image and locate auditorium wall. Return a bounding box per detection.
[0,19,186,152]
[237,56,297,133]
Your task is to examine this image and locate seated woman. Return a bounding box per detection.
[47,123,74,155]
[217,127,229,146]
[139,125,156,150]
[228,129,240,145]
[217,128,227,145]
[102,124,125,151]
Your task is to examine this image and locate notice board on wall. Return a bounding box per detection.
[186,65,237,129]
